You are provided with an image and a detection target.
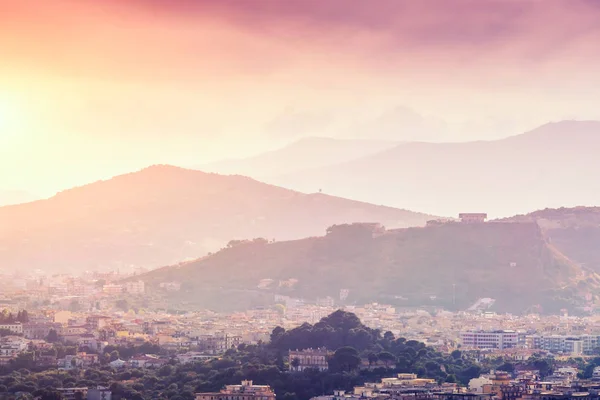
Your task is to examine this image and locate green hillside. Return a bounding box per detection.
[134,221,599,314]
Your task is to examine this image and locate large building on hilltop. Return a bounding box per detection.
[459,213,488,223]
[289,347,329,372]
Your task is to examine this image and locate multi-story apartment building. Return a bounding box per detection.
[196,380,276,400]
[460,330,518,350]
[526,335,585,355]
[289,347,329,372]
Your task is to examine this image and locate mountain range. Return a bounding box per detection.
[204,120,600,217]
[0,165,432,273]
[131,219,599,314]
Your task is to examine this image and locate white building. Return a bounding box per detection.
[0,323,23,335]
[0,336,28,357]
[526,335,584,355]
[469,376,492,393]
[460,330,518,350]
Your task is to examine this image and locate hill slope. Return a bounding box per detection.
[0,165,432,273]
[198,137,397,179]
[135,221,599,314]
[502,207,600,274]
[268,121,600,217]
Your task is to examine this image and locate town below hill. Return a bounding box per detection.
[2,309,600,400]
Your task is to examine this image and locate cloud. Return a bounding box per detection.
[3,0,600,86]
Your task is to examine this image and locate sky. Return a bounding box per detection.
[1,0,600,195]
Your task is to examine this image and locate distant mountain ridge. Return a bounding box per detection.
[198,137,398,178]
[132,220,599,314]
[263,120,600,217]
[0,165,433,273]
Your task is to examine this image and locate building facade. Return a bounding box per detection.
[526,335,585,355]
[458,213,488,223]
[0,323,23,334]
[460,330,518,350]
[289,347,329,372]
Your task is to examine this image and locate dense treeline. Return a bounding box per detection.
[0,310,29,324]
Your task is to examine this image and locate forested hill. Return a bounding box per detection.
[134,222,599,314]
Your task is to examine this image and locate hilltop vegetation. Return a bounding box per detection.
[135,222,598,314]
[0,165,432,273]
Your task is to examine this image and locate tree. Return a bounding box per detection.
[497,362,515,373]
[46,329,59,343]
[377,351,397,367]
[367,353,379,366]
[290,357,300,370]
[270,326,285,344]
[69,300,81,312]
[451,350,462,360]
[115,299,129,312]
[330,346,361,372]
[158,365,173,377]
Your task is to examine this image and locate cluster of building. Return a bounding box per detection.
[460,330,600,356]
[312,369,600,400]
[196,380,276,400]
[312,373,485,400]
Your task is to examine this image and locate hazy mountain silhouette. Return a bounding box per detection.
[0,190,38,206]
[133,221,598,314]
[268,121,600,217]
[199,137,397,178]
[0,165,433,273]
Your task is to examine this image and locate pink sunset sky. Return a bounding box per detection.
[1,0,600,195]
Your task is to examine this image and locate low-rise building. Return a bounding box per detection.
[0,322,23,335]
[56,387,88,400]
[125,281,145,295]
[88,387,112,400]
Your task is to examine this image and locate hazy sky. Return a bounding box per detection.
[2,0,600,195]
